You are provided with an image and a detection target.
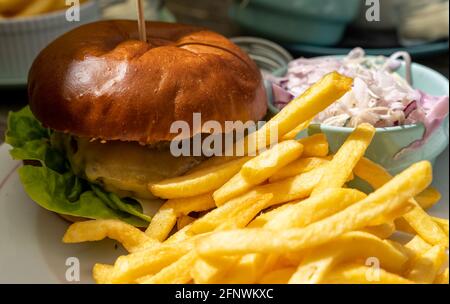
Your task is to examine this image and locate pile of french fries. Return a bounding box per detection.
[0,0,88,18]
[63,72,449,284]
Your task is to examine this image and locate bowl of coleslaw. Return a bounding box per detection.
[267,48,449,174]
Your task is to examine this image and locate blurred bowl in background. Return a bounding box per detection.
[0,0,100,86]
[231,36,293,77]
[230,0,361,46]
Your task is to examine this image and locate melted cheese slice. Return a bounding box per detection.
[68,137,202,200]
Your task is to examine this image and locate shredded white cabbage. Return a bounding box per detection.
[270,47,431,128]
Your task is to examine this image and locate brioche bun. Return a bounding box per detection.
[28,20,267,144]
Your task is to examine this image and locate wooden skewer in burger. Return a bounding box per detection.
[135,0,147,43]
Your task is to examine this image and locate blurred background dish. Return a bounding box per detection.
[0,0,100,87]
[230,36,293,77]
[229,0,362,45]
[101,0,175,22]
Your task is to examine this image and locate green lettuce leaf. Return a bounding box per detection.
[5,106,150,227]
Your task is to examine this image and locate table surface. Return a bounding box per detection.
[0,53,448,144]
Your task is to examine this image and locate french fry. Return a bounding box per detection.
[406,245,447,284]
[288,231,409,284]
[311,123,375,196]
[220,254,271,284]
[282,119,312,140]
[240,140,303,181]
[396,216,449,239]
[323,263,414,284]
[402,206,448,248]
[269,157,329,182]
[232,72,352,156]
[189,193,273,235]
[106,240,195,283]
[220,189,365,284]
[17,0,55,17]
[214,141,303,204]
[217,164,327,209]
[297,134,329,157]
[145,193,215,240]
[165,223,194,244]
[144,206,177,241]
[177,215,195,230]
[265,188,366,230]
[247,203,295,228]
[259,267,296,284]
[415,187,441,209]
[431,217,449,236]
[434,268,449,284]
[93,264,114,284]
[170,193,216,215]
[137,251,197,284]
[353,157,393,189]
[394,217,417,235]
[361,222,396,239]
[216,194,273,231]
[0,0,29,15]
[405,235,432,256]
[354,157,448,247]
[149,157,251,199]
[63,220,158,253]
[196,162,431,257]
[191,256,237,284]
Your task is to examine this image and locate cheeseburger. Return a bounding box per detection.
[6,21,267,226]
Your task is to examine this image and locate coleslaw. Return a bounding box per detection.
[269,48,449,146]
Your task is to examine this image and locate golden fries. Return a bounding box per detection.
[282,119,312,140]
[240,140,303,181]
[311,123,375,195]
[406,245,447,284]
[149,157,251,199]
[259,267,296,284]
[354,157,447,247]
[145,193,215,241]
[63,219,158,253]
[197,162,430,256]
[0,0,89,18]
[434,268,449,284]
[414,187,441,209]
[297,133,329,157]
[60,72,447,285]
[288,231,409,283]
[214,141,303,204]
[137,251,197,284]
[189,194,273,235]
[0,0,28,16]
[269,157,329,182]
[323,263,414,284]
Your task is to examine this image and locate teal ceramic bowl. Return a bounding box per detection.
[229,0,361,46]
[266,62,449,175]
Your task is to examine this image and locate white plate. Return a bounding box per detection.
[0,143,448,283]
